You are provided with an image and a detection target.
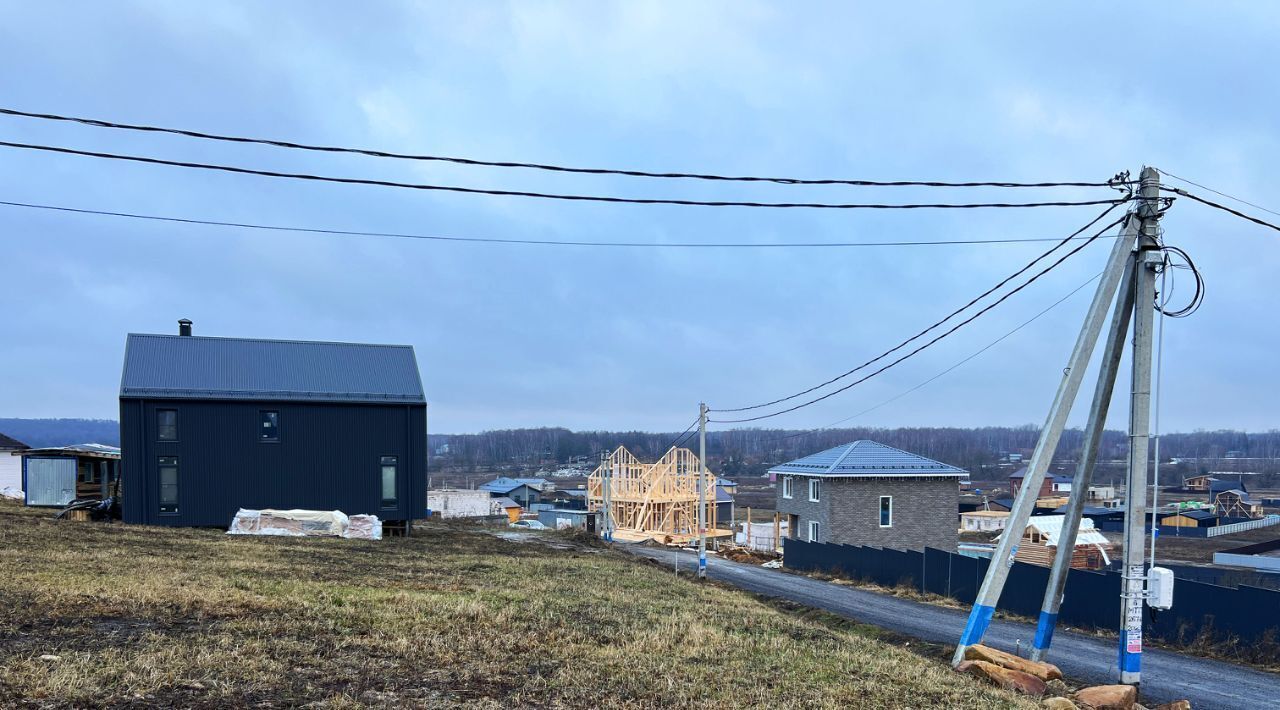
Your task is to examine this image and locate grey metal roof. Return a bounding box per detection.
[120,334,425,404]
[768,440,967,478]
[0,432,29,450]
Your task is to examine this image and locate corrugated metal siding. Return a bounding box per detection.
[121,334,425,403]
[121,399,426,527]
[25,457,76,506]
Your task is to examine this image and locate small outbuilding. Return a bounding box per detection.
[479,479,542,508]
[428,488,493,518]
[0,432,31,495]
[537,508,597,532]
[19,443,121,507]
[960,510,1010,532]
[1160,508,1219,528]
[1005,515,1112,570]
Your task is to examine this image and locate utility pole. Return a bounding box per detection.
[697,402,708,579]
[600,450,613,542]
[1119,167,1163,684]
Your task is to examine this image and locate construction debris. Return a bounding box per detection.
[227,508,382,539]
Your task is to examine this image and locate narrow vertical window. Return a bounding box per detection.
[879,495,893,527]
[808,520,820,542]
[157,409,178,441]
[259,411,280,442]
[159,456,179,514]
[380,456,398,508]
[782,476,793,499]
[809,478,821,502]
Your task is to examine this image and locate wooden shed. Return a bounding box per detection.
[1005,515,1112,570]
[1160,508,1218,528]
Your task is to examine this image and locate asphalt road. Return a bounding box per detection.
[628,546,1280,710]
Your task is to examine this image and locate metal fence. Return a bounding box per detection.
[784,538,1280,646]
[1205,514,1280,538]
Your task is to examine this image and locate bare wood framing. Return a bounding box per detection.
[587,446,729,544]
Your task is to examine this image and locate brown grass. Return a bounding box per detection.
[0,500,1035,708]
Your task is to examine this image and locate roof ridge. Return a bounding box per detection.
[126,333,415,350]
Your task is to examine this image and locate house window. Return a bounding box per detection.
[809,478,821,502]
[159,456,179,514]
[380,456,398,508]
[808,520,820,542]
[782,476,793,499]
[259,411,280,442]
[879,496,893,527]
[157,409,178,441]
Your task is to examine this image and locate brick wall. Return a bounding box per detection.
[777,475,959,552]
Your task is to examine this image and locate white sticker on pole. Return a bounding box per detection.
[1127,629,1142,653]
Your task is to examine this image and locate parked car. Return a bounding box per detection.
[509,520,548,530]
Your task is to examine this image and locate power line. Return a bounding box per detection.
[709,212,1128,424]
[756,272,1103,444]
[714,201,1130,412]
[1163,186,1280,233]
[0,107,1134,189]
[1161,171,1280,219]
[0,198,1129,249]
[0,140,1134,211]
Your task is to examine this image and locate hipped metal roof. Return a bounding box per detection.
[768,440,967,478]
[120,334,425,404]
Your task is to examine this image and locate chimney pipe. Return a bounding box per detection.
[178,319,193,337]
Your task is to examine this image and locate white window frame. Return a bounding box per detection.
[808,478,821,502]
[879,495,893,528]
[808,520,820,542]
[782,476,793,499]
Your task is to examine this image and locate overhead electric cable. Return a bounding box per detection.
[0,107,1134,189]
[0,198,1128,249]
[0,141,1133,211]
[1163,186,1280,233]
[709,213,1129,424]
[1161,171,1280,219]
[758,271,1103,443]
[714,201,1130,412]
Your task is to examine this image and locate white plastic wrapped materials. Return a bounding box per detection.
[0,486,23,500]
[227,508,350,537]
[343,514,383,540]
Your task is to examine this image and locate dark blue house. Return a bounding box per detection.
[119,320,427,531]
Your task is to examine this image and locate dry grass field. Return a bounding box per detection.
[0,500,1033,708]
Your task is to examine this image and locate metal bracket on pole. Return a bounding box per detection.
[951,185,1141,667]
[1030,250,1137,662]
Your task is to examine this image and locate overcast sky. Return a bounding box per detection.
[2,2,1278,435]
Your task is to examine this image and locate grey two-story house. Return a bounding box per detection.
[772,440,966,552]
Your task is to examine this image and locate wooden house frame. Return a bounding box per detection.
[587,446,727,544]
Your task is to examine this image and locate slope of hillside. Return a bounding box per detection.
[0,501,1032,708]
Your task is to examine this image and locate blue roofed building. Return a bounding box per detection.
[770,440,967,552]
[119,320,427,530]
[479,478,544,508]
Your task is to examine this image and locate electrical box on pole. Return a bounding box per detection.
[1147,567,1174,610]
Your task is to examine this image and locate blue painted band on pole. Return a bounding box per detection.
[959,604,996,647]
[1033,611,1057,650]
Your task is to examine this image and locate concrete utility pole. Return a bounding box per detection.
[1119,167,1163,684]
[697,402,709,579]
[600,450,613,542]
[951,173,1142,668]
[1030,245,1137,662]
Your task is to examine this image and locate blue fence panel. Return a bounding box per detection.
[782,539,1280,645]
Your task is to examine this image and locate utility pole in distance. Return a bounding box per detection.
[697,402,709,579]
[600,450,613,542]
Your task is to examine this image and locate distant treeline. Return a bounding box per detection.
[0,418,120,448]
[430,426,1280,482]
[5,419,1275,484]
